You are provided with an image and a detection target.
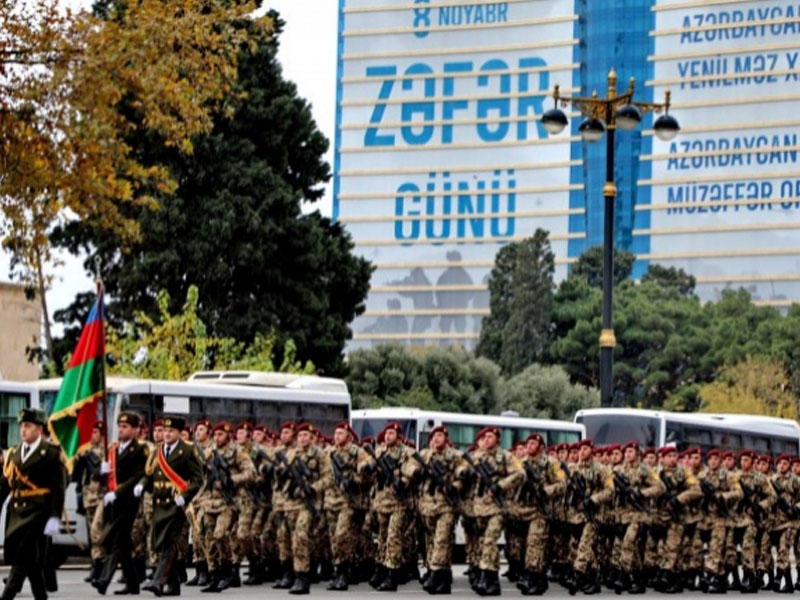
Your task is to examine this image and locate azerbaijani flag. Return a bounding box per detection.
[48,291,106,465]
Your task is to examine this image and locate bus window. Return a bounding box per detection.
[350,419,416,445]
[743,435,770,453]
[683,428,711,450]
[444,423,480,452]
[0,391,28,448]
[578,413,659,448]
[547,429,582,445]
[713,430,741,450]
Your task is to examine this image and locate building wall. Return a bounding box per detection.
[0,282,42,380]
[335,0,800,351]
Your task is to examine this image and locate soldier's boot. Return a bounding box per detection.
[199,570,219,594]
[422,569,438,593]
[772,568,783,593]
[218,563,236,592]
[580,569,601,595]
[661,571,683,594]
[727,566,742,591]
[86,559,103,584]
[326,562,349,591]
[243,559,262,586]
[567,570,583,596]
[262,557,280,583]
[742,569,759,594]
[187,561,208,586]
[467,565,480,591]
[706,573,727,594]
[628,571,646,594]
[135,559,148,584]
[376,568,398,592]
[762,568,774,591]
[478,570,501,596]
[612,570,627,595]
[429,569,452,595]
[272,561,294,590]
[320,559,334,582]
[369,564,386,589]
[778,568,794,593]
[288,572,310,595]
[515,569,534,595]
[682,569,698,591]
[503,560,520,583]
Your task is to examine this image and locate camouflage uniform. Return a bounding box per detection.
[769,460,800,591]
[74,441,106,567]
[733,462,775,591]
[698,459,742,591]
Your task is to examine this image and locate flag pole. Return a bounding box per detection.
[95,257,109,452]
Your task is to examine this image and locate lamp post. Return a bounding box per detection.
[541,68,679,406]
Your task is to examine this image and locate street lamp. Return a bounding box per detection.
[541,68,679,406]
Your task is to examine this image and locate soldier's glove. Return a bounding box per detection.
[100,461,111,475]
[104,491,117,506]
[134,484,144,498]
[43,517,60,536]
[175,495,186,507]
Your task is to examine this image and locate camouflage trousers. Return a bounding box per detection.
[87,502,105,561]
[422,511,456,570]
[189,505,206,564]
[132,500,149,562]
[771,526,794,570]
[613,522,645,572]
[504,519,526,565]
[572,521,598,575]
[234,497,255,562]
[202,509,235,571]
[260,508,279,562]
[284,508,314,573]
[644,524,663,571]
[474,513,504,572]
[375,509,408,570]
[326,506,357,566]
[523,515,549,572]
[273,510,292,563]
[461,516,481,568]
[656,522,685,572]
[703,522,728,575]
[757,527,773,572]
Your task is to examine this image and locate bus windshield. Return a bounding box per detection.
[577,412,661,448]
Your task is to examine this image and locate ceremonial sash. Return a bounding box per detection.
[107,443,118,492]
[158,446,188,493]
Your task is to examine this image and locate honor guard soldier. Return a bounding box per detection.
[0,408,67,600]
[135,416,204,597]
[92,412,150,595]
[465,426,525,596]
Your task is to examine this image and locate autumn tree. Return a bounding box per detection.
[1,0,267,362]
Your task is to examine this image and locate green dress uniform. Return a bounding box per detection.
[0,410,67,600]
[139,431,204,596]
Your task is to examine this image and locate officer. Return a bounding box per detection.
[467,426,525,596]
[74,420,107,585]
[0,408,67,600]
[323,421,372,591]
[136,416,204,597]
[92,412,150,595]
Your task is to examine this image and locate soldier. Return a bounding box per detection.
[92,412,150,595]
[564,439,614,596]
[366,422,423,592]
[278,422,327,595]
[698,448,743,593]
[323,421,372,591]
[0,408,67,600]
[609,441,665,593]
[74,420,108,585]
[197,421,256,593]
[466,426,525,596]
[187,418,213,587]
[516,432,566,596]
[135,416,204,597]
[733,448,775,593]
[768,453,800,592]
[754,453,775,590]
[242,424,275,585]
[502,442,528,585]
[271,421,298,591]
[651,445,702,593]
[231,422,258,588]
[414,425,470,595]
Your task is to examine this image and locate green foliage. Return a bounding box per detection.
[104,285,313,380]
[476,229,555,374]
[498,363,599,420]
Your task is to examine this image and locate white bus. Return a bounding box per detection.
[350,407,585,451]
[574,407,800,456]
[0,380,36,451]
[11,372,351,559]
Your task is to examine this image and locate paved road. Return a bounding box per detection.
[0,565,755,599]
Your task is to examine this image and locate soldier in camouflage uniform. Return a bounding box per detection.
[242,424,275,585]
[323,421,372,591]
[74,421,107,585]
[278,422,327,595]
[466,426,524,596]
[414,425,470,595]
[229,422,258,587]
[366,422,422,592]
[130,420,155,584]
[196,421,255,593]
[769,453,800,592]
[515,432,566,596]
[650,445,702,593]
[271,421,298,591]
[502,442,528,586]
[564,439,614,596]
[186,419,212,587]
[698,448,743,593]
[609,441,665,594]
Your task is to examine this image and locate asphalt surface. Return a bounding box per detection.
[0,564,775,599]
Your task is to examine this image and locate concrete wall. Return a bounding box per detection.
[0,282,41,380]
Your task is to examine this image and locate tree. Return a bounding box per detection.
[698,356,796,419]
[53,12,372,375]
[476,229,555,374]
[1,0,266,361]
[498,363,599,420]
[569,245,634,288]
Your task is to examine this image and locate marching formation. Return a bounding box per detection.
[5,407,800,599]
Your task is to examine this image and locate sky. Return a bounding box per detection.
[0,0,339,327]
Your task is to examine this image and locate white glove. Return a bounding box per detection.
[134,484,144,498]
[43,517,60,536]
[103,491,117,506]
[100,461,111,475]
[174,495,186,508]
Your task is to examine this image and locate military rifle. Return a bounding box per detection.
[738,480,766,522]
[410,451,459,507]
[362,444,405,497]
[274,450,321,517]
[657,470,683,521]
[700,478,730,518]
[205,450,235,504]
[521,462,550,516]
[771,480,800,519]
[462,452,504,507]
[566,469,597,522]
[330,451,359,496]
[612,471,649,512]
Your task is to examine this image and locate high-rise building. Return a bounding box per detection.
[334,0,800,350]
